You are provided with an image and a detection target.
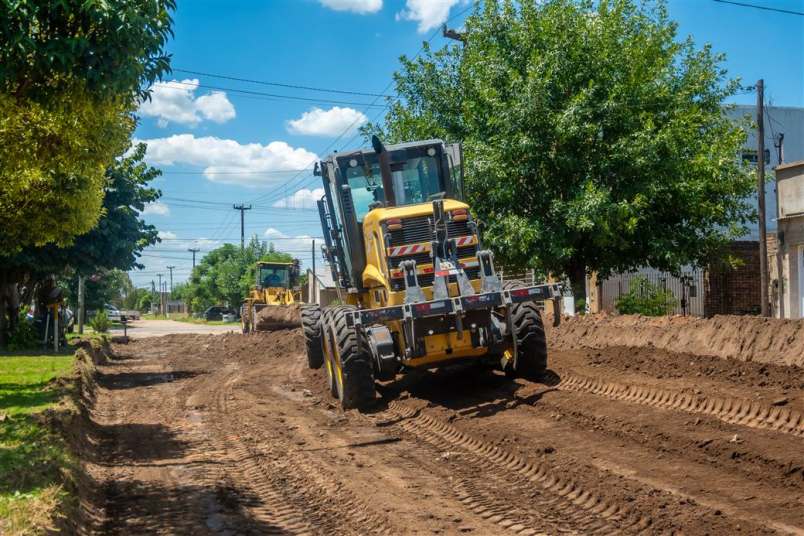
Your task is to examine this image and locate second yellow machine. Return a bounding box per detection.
[242,260,302,332]
[301,137,563,409]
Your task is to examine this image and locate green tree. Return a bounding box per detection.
[136,291,153,313]
[184,238,295,313]
[0,0,174,252]
[368,0,755,299]
[0,143,161,344]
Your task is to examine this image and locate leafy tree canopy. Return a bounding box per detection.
[0,90,133,250]
[367,0,755,293]
[3,143,161,278]
[0,143,161,343]
[0,0,174,252]
[1,0,175,101]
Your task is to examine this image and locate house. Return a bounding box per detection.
[772,160,804,318]
[594,105,804,317]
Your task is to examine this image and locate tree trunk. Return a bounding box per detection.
[567,261,587,312]
[0,271,11,347]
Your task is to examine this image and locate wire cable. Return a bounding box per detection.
[713,0,804,16]
[157,80,386,108]
[172,68,390,98]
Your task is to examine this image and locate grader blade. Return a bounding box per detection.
[254,304,302,331]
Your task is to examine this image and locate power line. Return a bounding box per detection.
[172,68,390,98]
[159,169,310,175]
[248,2,475,207]
[156,236,324,241]
[712,0,804,16]
[159,80,386,108]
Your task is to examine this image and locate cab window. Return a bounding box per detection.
[340,148,446,221]
[259,266,289,288]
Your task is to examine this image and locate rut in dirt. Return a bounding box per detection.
[70,327,803,535]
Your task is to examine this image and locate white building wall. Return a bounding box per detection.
[726,105,804,237]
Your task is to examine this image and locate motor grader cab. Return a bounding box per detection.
[301,136,563,409]
[241,260,302,332]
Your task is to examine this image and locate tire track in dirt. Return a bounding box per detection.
[208,370,395,536]
[88,347,276,535]
[551,371,804,437]
[206,372,313,534]
[369,400,652,534]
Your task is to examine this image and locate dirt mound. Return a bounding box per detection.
[254,304,301,330]
[547,314,804,368]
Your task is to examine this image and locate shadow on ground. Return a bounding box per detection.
[94,370,198,390]
[374,364,562,419]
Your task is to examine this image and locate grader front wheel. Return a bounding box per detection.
[300,305,324,369]
[324,306,375,410]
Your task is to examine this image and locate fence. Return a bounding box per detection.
[599,268,705,317]
[498,269,539,286]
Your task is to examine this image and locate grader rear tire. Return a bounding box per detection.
[328,306,375,410]
[301,305,324,369]
[503,281,548,379]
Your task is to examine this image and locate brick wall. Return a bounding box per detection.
[704,241,763,316]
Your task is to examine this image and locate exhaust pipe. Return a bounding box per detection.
[371,135,396,207]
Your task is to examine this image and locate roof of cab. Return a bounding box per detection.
[326,139,445,160]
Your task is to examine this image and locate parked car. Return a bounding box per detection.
[203,306,236,321]
[119,309,140,321]
[104,304,122,322]
[221,312,237,323]
[63,307,75,333]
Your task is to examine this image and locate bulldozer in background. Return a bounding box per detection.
[301,136,564,409]
[241,260,302,332]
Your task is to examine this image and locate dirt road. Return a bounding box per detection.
[77,328,803,535]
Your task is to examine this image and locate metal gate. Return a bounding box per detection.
[600,268,705,317]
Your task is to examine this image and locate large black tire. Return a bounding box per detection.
[301,305,324,369]
[503,281,548,378]
[320,307,338,396]
[329,305,375,410]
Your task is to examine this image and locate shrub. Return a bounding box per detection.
[615,276,677,316]
[89,311,111,333]
[7,311,39,351]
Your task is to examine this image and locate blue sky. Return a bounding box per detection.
[130,0,804,289]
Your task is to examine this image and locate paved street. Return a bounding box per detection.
[114,319,238,339]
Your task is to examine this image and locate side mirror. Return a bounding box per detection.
[313,162,321,176]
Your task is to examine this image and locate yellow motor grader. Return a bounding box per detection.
[301,136,563,409]
[241,260,302,332]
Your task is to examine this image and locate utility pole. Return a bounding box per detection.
[77,275,85,334]
[167,265,175,294]
[233,204,252,250]
[188,248,200,269]
[157,273,163,316]
[757,79,770,317]
[774,132,785,318]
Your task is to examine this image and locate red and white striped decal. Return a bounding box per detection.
[454,235,475,247]
[387,243,428,257]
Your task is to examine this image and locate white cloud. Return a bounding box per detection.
[141,201,170,216]
[272,188,325,210]
[396,0,463,33]
[138,79,236,127]
[158,230,177,240]
[287,106,368,137]
[263,227,316,253]
[134,134,317,187]
[319,0,382,14]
